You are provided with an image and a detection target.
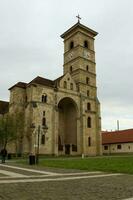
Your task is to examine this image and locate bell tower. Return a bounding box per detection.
[61,19,98,98]
[61,18,101,156]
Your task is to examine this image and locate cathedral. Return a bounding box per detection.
[3,19,102,156]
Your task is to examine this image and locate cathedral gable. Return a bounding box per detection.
[58,72,77,91]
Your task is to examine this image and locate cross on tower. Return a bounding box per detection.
[76,14,81,23]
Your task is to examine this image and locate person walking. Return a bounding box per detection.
[1,148,7,163]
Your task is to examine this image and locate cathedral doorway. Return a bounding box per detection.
[58,97,78,155]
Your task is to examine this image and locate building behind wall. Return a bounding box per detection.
[7,20,102,156]
[102,129,133,154]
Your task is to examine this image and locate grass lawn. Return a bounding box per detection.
[35,156,133,174]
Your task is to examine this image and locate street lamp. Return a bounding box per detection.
[30,101,48,164]
[30,124,48,164]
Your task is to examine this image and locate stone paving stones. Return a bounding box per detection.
[0,163,133,199]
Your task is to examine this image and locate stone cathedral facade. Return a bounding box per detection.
[8,21,102,156]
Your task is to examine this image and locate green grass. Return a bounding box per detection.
[16,155,133,174]
[38,156,133,174]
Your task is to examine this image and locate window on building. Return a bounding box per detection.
[104,145,108,150]
[41,135,45,145]
[87,117,91,128]
[64,81,67,89]
[70,83,73,90]
[58,135,61,146]
[42,95,47,103]
[87,102,91,111]
[86,77,90,84]
[42,117,46,126]
[43,111,45,116]
[72,145,77,152]
[88,137,91,146]
[84,40,89,48]
[86,65,89,71]
[58,135,63,151]
[70,41,74,49]
[117,144,122,149]
[87,90,90,97]
[70,66,73,72]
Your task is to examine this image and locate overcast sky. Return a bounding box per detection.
[0,0,133,131]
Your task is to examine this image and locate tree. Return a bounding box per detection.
[0,114,16,149]
[13,112,25,155]
[0,112,25,154]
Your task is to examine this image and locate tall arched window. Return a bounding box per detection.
[41,135,45,145]
[87,117,91,128]
[84,40,88,48]
[42,95,47,103]
[70,66,73,72]
[43,111,45,116]
[42,117,46,126]
[87,90,90,97]
[86,65,89,71]
[58,135,61,146]
[70,83,73,90]
[87,103,91,111]
[64,81,67,89]
[86,77,90,84]
[70,41,74,49]
[88,137,91,146]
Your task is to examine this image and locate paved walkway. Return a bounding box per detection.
[0,163,133,199]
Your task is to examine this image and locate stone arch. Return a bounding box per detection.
[58,97,78,154]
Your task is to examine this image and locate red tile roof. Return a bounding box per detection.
[102,129,133,144]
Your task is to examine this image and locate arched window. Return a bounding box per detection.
[58,135,61,146]
[88,137,91,146]
[70,66,73,72]
[86,77,90,84]
[87,117,91,128]
[87,103,91,111]
[70,41,74,49]
[86,65,89,71]
[64,81,67,89]
[41,135,45,145]
[87,90,90,97]
[42,95,47,103]
[70,83,73,90]
[42,117,46,126]
[84,40,89,48]
[43,111,45,116]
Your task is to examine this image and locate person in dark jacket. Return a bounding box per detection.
[1,148,7,163]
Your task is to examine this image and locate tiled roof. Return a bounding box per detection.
[0,100,9,114]
[9,82,27,90]
[61,22,98,38]
[102,129,133,144]
[28,76,55,88]
[9,76,56,90]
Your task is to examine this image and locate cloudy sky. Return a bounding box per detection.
[0,0,133,131]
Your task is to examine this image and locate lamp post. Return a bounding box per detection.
[36,124,48,164]
[30,101,48,164]
[31,124,48,164]
[36,125,40,164]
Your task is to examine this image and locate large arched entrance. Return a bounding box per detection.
[58,97,78,155]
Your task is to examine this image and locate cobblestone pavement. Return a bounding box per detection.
[0,163,133,200]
